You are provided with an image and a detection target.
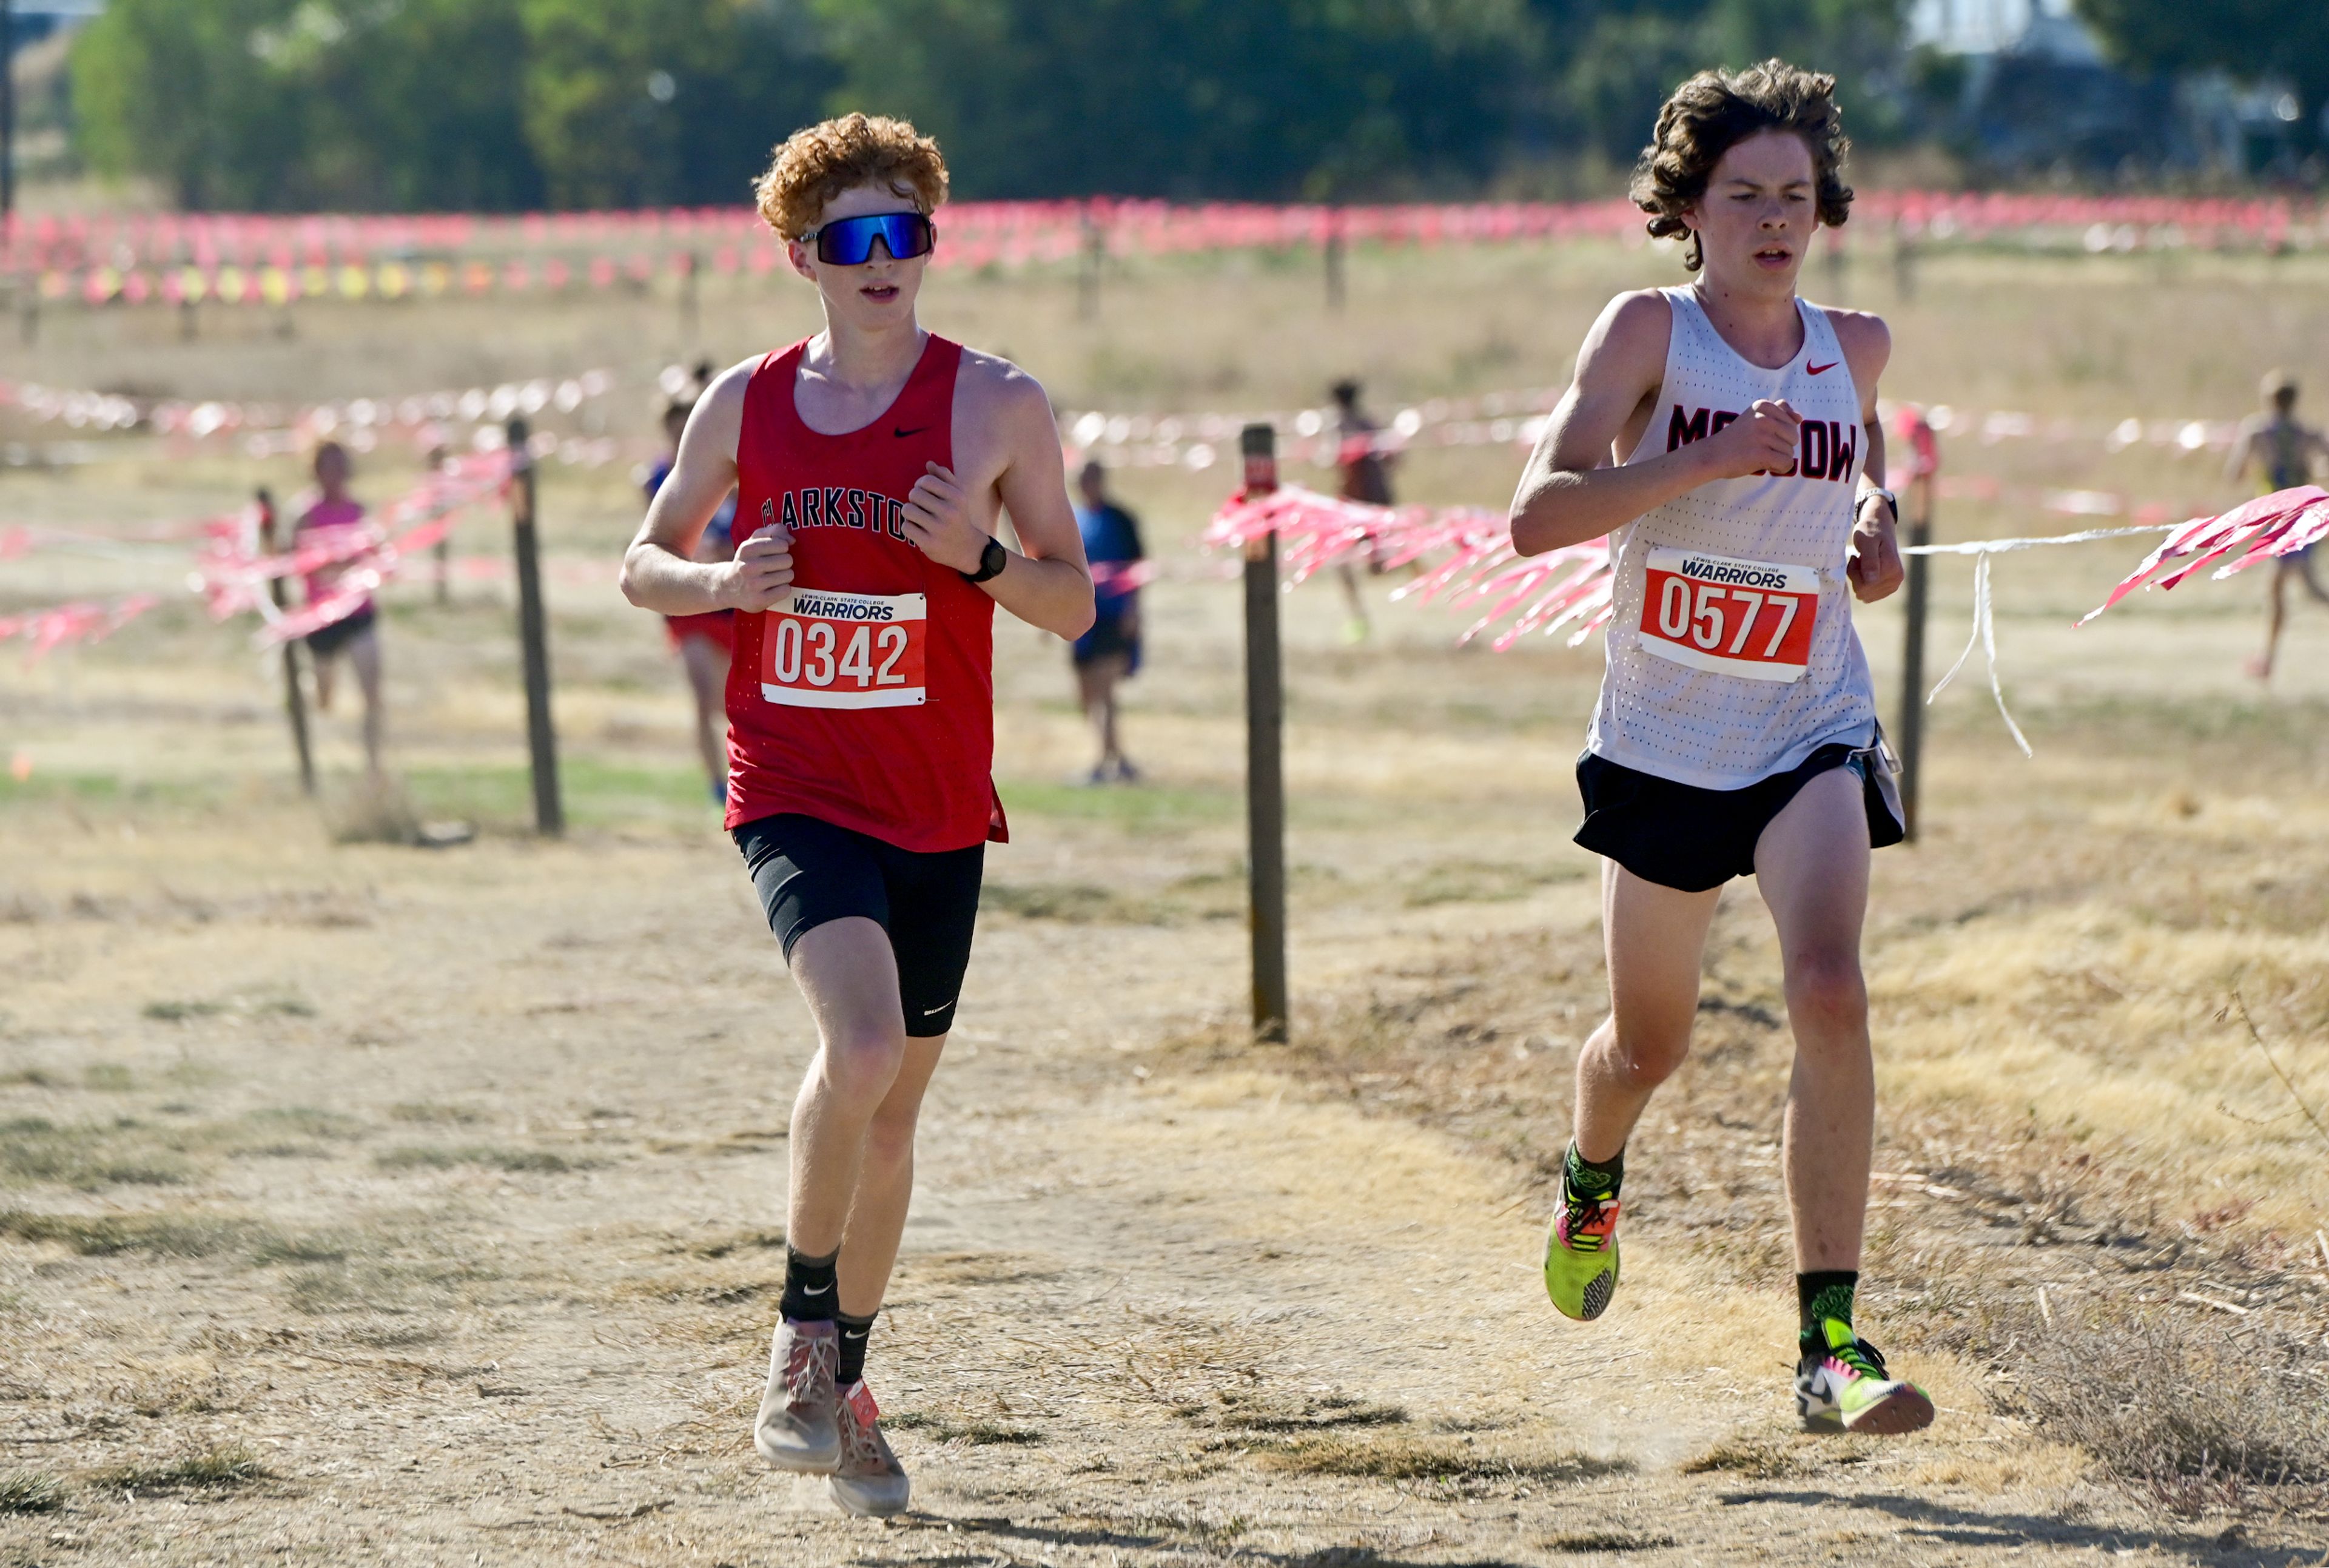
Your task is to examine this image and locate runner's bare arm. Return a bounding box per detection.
[619,362,796,615]
[1832,309,1902,603]
[1510,291,1803,556]
[902,362,1094,640]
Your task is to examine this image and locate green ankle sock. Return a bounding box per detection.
[1564,1142,1623,1202]
[1798,1271,1858,1350]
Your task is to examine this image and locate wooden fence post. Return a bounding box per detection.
[428,443,452,605]
[1241,423,1289,1043]
[1897,453,1936,841]
[256,488,316,797]
[506,418,563,836]
[1324,205,1346,313]
[1078,201,1102,322]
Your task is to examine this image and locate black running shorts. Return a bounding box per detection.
[306,602,377,660]
[733,813,985,1038]
[1573,740,1904,894]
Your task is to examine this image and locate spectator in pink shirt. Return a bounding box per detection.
[297,441,385,777]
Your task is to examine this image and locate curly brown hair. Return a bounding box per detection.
[1629,60,1852,272]
[754,113,950,242]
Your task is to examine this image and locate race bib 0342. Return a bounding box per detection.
[759,589,927,709]
[1637,548,1818,683]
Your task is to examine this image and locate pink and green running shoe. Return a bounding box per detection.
[1794,1322,1935,1435]
[1543,1172,1621,1321]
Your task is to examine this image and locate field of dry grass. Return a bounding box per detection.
[4,234,2328,1564]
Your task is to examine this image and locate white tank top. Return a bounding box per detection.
[1584,286,1877,789]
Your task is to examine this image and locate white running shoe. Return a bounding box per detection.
[828,1381,911,1517]
[753,1318,841,1472]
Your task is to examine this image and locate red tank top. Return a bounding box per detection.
[724,335,1005,851]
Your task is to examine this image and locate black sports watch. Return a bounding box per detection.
[963,536,1009,584]
[1855,486,1898,523]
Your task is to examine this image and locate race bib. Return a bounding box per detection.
[1638,548,1818,683]
[759,589,926,709]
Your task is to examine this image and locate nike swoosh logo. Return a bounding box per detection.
[922,1004,950,1015]
[1807,361,1838,375]
[802,1282,832,1295]
[893,425,932,439]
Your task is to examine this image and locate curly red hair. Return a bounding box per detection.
[754,113,949,242]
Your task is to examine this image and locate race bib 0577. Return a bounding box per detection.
[1637,548,1818,684]
[759,589,927,709]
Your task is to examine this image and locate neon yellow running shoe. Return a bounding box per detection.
[1795,1324,1934,1435]
[1542,1173,1620,1321]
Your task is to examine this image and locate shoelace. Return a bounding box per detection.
[785,1333,837,1403]
[839,1391,887,1469]
[1561,1185,1618,1253]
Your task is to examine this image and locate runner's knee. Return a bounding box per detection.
[1783,953,1867,1036]
[817,1028,908,1107]
[1602,1020,1690,1088]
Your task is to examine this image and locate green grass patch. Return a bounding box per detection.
[1403,858,1584,908]
[143,994,312,1023]
[0,1471,64,1514]
[81,1063,135,1091]
[281,1256,496,1315]
[387,1101,489,1126]
[0,770,223,812]
[882,1412,1043,1445]
[89,1445,267,1493]
[1679,1435,1815,1479]
[1209,1391,1408,1433]
[981,867,1246,926]
[1254,1435,1628,1484]
[1,1106,361,1191]
[995,778,1239,831]
[400,759,714,832]
[375,1143,593,1174]
[1,1117,195,1188]
[0,1208,256,1257]
[141,1000,225,1023]
[1547,1530,1677,1553]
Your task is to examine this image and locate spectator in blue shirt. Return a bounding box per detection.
[1070,459,1145,784]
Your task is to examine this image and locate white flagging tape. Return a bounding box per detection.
[1905,522,2176,758]
[1901,522,2173,556]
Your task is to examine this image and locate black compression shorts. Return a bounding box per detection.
[733,813,984,1037]
[1574,740,1904,894]
[306,602,377,660]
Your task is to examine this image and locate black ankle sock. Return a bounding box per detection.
[1564,1142,1624,1201]
[779,1246,839,1322]
[1797,1270,1858,1344]
[835,1310,877,1387]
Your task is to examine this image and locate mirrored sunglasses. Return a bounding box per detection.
[808,212,935,266]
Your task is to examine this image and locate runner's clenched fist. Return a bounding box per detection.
[721,523,796,611]
[1847,496,1903,602]
[901,462,989,574]
[1698,397,1803,479]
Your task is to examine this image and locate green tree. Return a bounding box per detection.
[72,0,543,210]
[2075,0,2328,156]
[1527,0,1912,168]
[72,0,312,209]
[519,0,835,208]
[812,0,1538,201]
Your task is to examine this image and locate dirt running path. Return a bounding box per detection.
[0,823,2309,1566]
